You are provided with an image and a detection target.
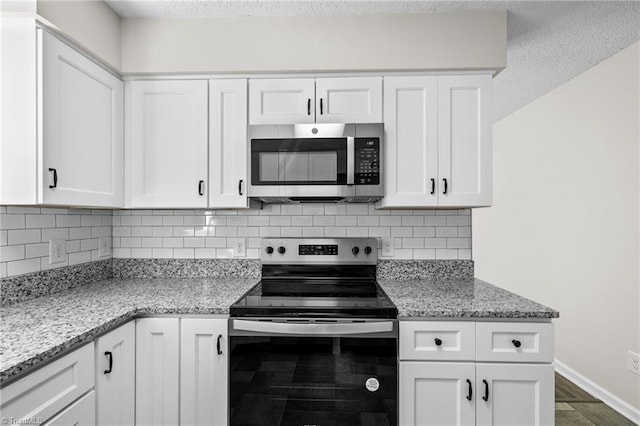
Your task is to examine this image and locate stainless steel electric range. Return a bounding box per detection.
[229,238,398,426]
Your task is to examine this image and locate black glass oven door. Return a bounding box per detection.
[251,138,348,186]
[230,336,397,426]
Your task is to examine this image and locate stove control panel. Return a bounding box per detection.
[262,238,378,265]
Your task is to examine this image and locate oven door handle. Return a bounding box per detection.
[346,136,355,185]
[232,319,393,335]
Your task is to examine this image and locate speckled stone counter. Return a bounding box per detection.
[1,275,558,386]
[378,278,558,319]
[0,277,258,385]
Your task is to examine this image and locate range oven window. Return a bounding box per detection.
[251,138,347,185]
[230,336,397,426]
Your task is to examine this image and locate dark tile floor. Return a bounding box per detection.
[555,373,637,426]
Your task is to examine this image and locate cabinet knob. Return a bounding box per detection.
[512,339,522,348]
[434,338,442,346]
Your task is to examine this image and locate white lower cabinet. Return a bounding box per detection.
[136,317,229,426]
[42,391,95,426]
[0,344,94,424]
[475,363,554,426]
[95,321,135,426]
[180,318,229,426]
[135,318,180,426]
[400,362,475,426]
[399,321,554,426]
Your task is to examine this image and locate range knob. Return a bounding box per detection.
[364,246,372,255]
[352,246,360,255]
[265,246,274,254]
[278,246,286,254]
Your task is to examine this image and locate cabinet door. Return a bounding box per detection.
[209,79,249,208]
[399,362,475,426]
[42,391,95,426]
[378,76,438,208]
[249,78,315,124]
[126,80,208,208]
[180,318,228,426]
[315,77,382,123]
[42,31,123,207]
[475,363,554,426]
[135,318,180,426]
[438,75,492,207]
[95,321,135,426]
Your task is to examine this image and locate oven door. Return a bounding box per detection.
[249,136,355,200]
[229,319,397,426]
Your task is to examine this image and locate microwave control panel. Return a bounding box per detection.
[354,138,380,185]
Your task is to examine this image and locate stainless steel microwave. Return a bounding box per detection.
[248,123,383,203]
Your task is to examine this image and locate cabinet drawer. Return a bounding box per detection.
[400,321,475,361]
[476,322,554,363]
[1,344,94,423]
[42,390,95,426]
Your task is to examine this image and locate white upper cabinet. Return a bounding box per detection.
[209,79,249,208]
[379,76,439,208]
[249,78,315,124]
[41,31,124,207]
[125,80,209,208]
[315,77,382,123]
[438,75,492,207]
[249,77,382,124]
[379,74,492,209]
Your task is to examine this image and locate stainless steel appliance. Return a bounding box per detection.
[248,123,383,203]
[229,238,397,426]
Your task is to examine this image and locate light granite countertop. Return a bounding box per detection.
[0,276,557,385]
[378,278,559,319]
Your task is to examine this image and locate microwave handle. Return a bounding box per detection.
[347,136,355,185]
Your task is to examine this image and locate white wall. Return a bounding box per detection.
[120,12,506,75]
[474,41,640,412]
[37,0,121,70]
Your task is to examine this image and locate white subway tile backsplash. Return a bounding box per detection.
[1,214,26,230]
[0,204,472,272]
[26,214,55,228]
[8,229,41,245]
[42,228,68,241]
[1,245,25,262]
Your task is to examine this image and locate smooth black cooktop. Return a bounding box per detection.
[230,279,397,319]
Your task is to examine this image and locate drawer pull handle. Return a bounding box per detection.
[307,98,311,115]
[198,180,205,196]
[443,178,448,194]
[434,338,442,346]
[217,334,223,355]
[104,351,113,374]
[512,339,522,348]
[482,379,489,401]
[466,379,472,401]
[430,178,435,195]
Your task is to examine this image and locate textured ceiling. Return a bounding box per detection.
[105,0,640,120]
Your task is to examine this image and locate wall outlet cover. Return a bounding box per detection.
[98,237,112,258]
[49,239,66,264]
[381,238,395,257]
[628,350,640,376]
[233,238,246,257]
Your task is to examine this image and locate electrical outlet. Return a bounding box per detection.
[98,237,112,258]
[381,238,395,257]
[49,239,66,264]
[628,350,640,375]
[233,238,246,257]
